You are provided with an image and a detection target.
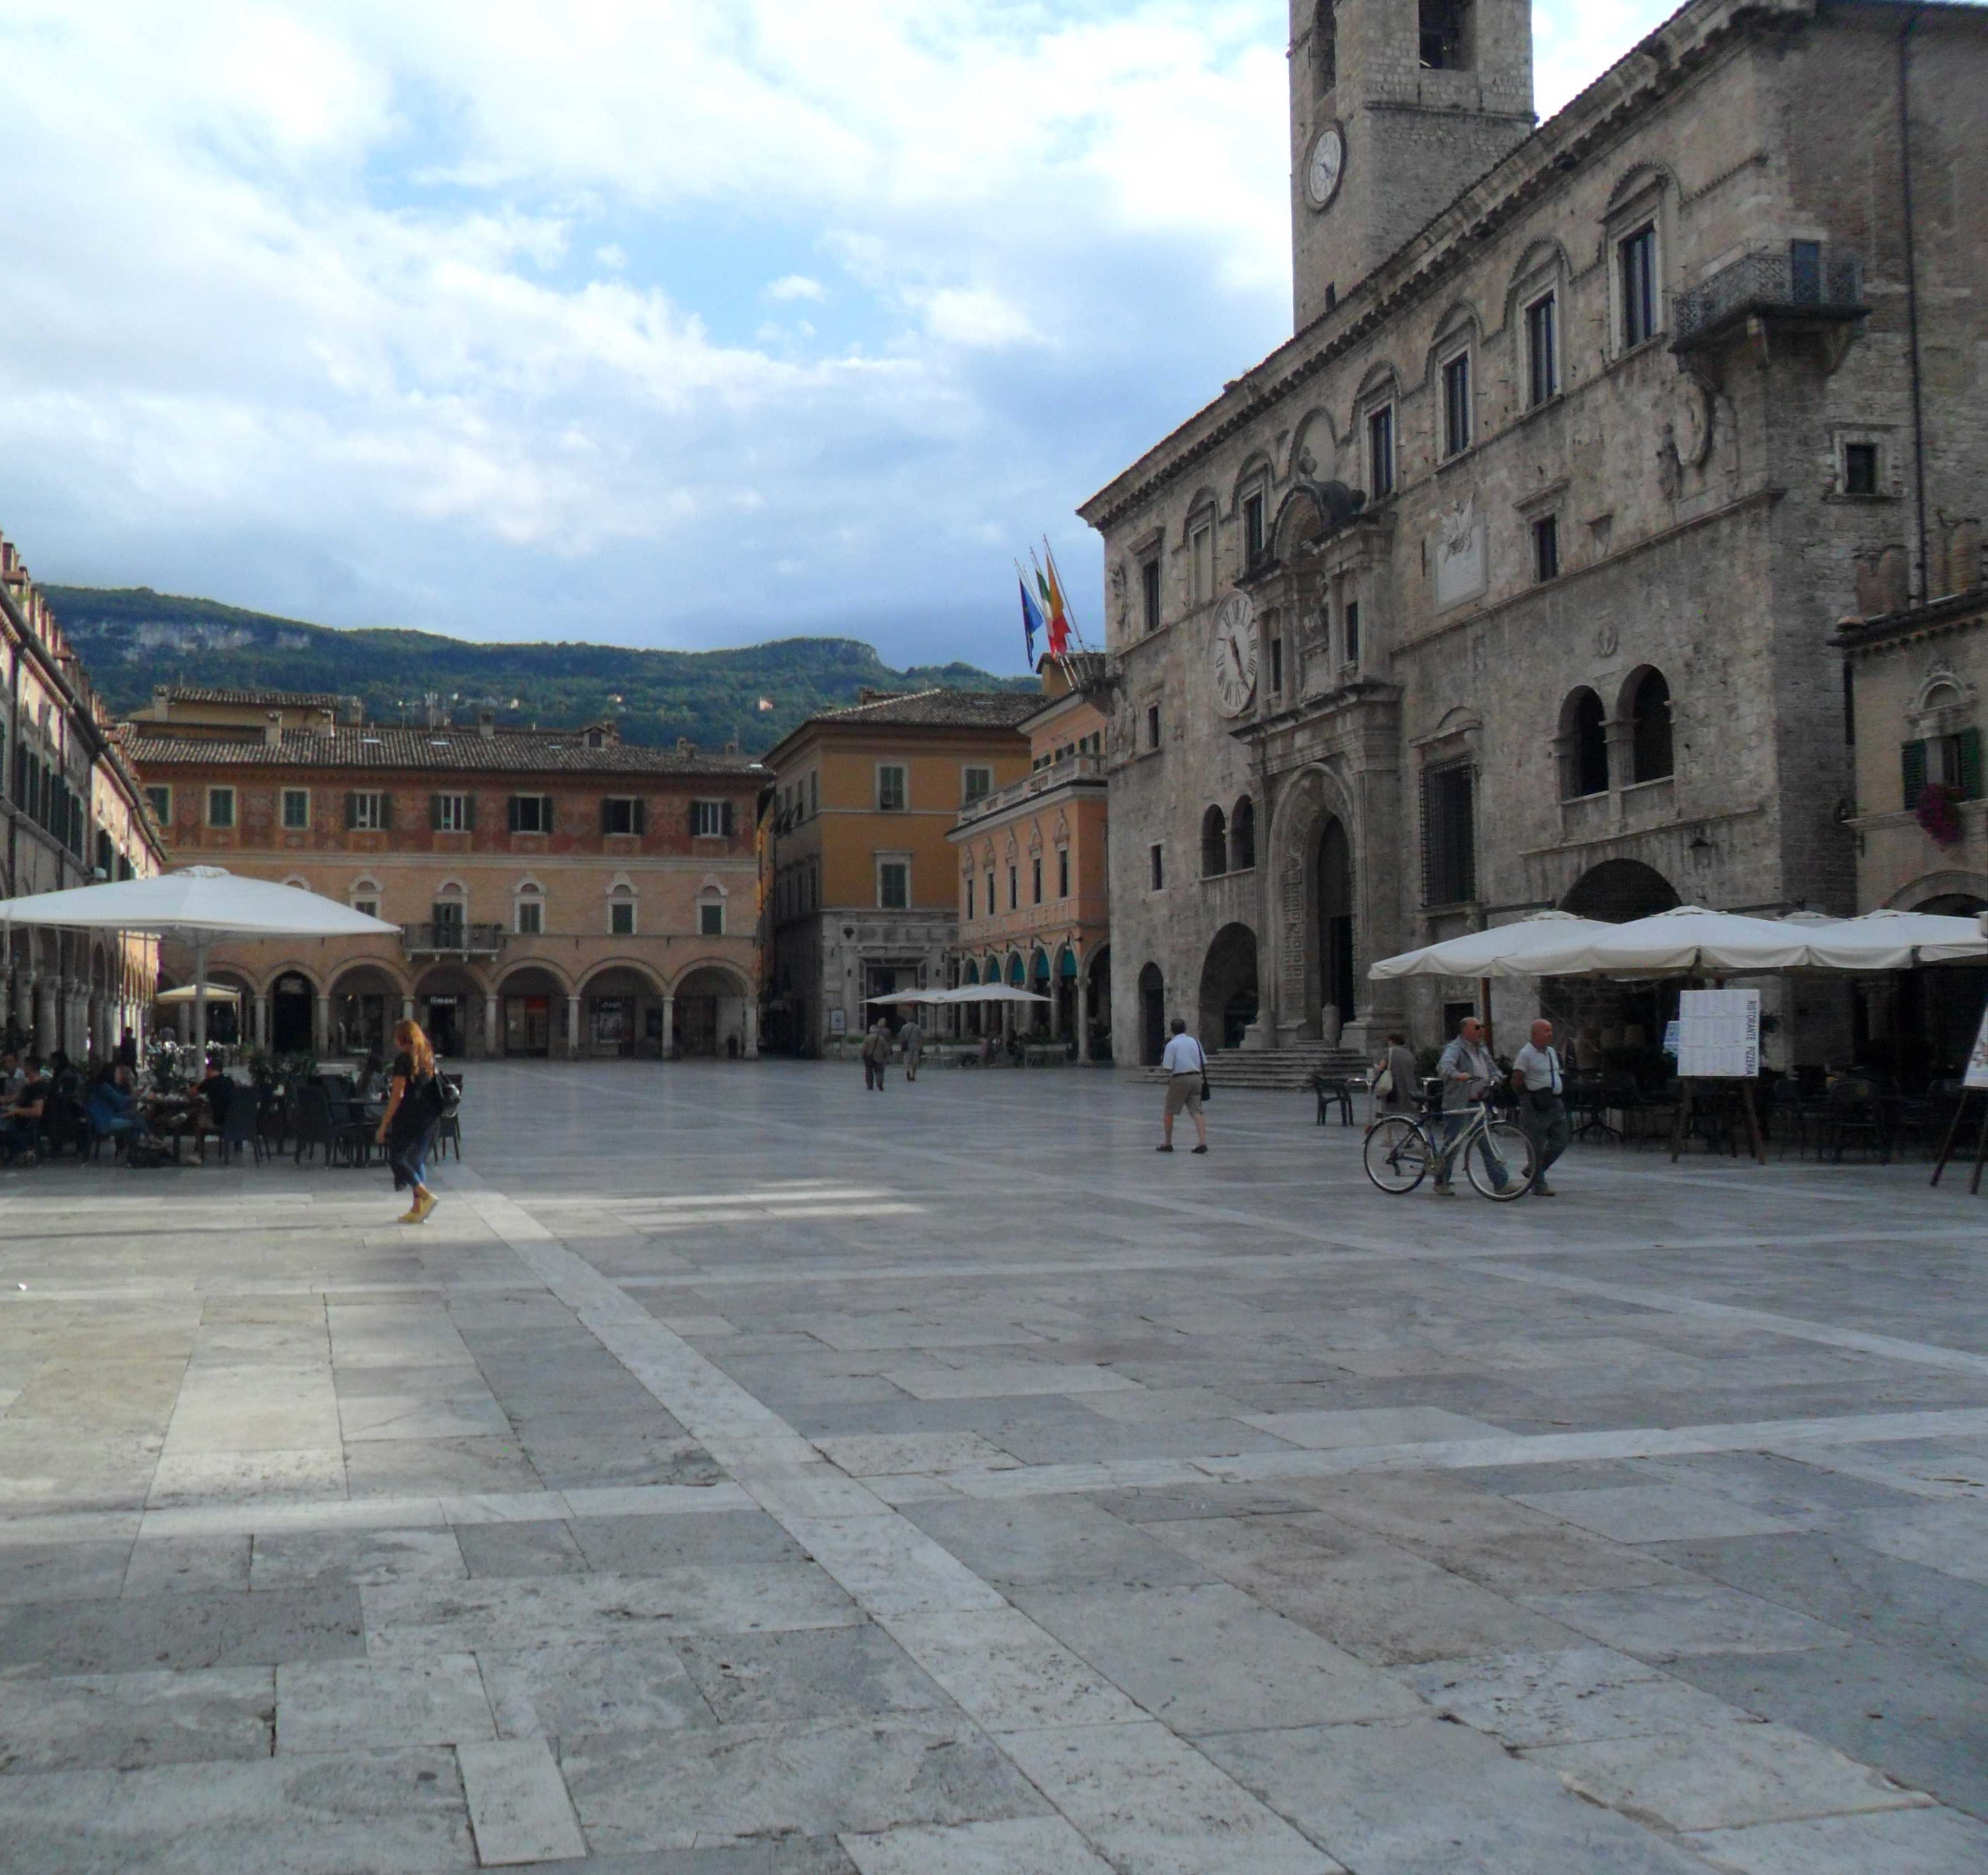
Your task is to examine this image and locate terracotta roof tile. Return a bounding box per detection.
[810,688,1038,729]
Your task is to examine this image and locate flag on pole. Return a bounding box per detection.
[1017,574,1047,665]
[1042,540,1073,656]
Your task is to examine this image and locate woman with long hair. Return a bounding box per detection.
[376,1018,441,1224]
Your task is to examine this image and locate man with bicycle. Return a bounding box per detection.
[1433,1014,1507,1196]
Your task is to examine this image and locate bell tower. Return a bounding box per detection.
[1291,0,1537,331]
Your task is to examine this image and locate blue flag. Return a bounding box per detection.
[1018,577,1047,664]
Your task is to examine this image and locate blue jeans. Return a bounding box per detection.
[391,1129,432,1192]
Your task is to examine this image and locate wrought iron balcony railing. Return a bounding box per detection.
[1673,242,1865,347]
[401,921,506,956]
[955,752,1107,826]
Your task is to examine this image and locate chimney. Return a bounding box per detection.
[676,736,696,756]
[263,712,282,749]
[478,709,496,741]
[723,738,739,756]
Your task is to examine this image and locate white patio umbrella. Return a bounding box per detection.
[863,989,947,1005]
[1368,910,1612,980]
[1519,904,1822,978]
[1797,908,1988,969]
[154,982,243,1005]
[938,984,1052,1004]
[1,866,397,1058]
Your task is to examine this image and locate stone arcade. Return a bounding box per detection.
[1083,0,1988,1068]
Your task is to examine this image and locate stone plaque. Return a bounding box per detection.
[1432,496,1485,610]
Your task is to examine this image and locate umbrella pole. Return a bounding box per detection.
[193,939,209,1064]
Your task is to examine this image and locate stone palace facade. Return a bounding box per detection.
[1082,0,1988,1068]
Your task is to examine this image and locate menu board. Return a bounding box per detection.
[1677,988,1760,1079]
[1964,999,1988,1090]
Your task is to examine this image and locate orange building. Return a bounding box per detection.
[947,655,1112,1057]
[761,689,1035,1051]
[127,696,765,1061]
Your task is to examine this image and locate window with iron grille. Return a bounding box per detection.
[1420,764,1476,905]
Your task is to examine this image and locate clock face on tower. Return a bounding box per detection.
[1209,592,1260,717]
[1305,124,1345,211]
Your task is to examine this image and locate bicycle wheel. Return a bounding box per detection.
[1465,1120,1537,1201]
[1363,1116,1432,1194]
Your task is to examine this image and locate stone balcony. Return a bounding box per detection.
[1672,242,1864,349]
[955,752,1107,828]
[401,921,507,958]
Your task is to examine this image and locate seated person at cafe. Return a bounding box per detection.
[85,1065,143,1147]
[195,1058,234,1129]
[354,1051,386,1103]
[2,1059,49,1164]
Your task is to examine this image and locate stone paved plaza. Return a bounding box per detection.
[1,1061,1986,1872]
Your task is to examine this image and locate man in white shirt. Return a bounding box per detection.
[1157,1017,1208,1154]
[1510,1018,1569,1198]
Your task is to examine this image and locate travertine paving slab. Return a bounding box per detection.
[0,1748,476,1873]
[1202,1716,1720,1875]
[879,1609,1146,1731]
[0,1666,273,1772]
[457,1736,586,1866]
[276,1654,494,1751]
[1403,1646,1746,1747]
[841,1815,1115,1873]
[811,1432,1021,1476]
[1019,1582,1426,1734]
[996,1719,1341,1875]
[1512,1485,1804,1544]
[560,1718,1050,1852]
[1683,1804,1988,1873]
[674,1624,958,1726]
[250,1528,468,1592]
[0,1541,133,1606]
[1520,1584,1854,1662]
[0,1586,364,1674]
[478,1638,711,1738]
[1238,1407,1510,1449]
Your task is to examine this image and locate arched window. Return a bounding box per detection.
[1630,670,1674,782]
[1201,805,1228,878]
[1560,688,1609,798]
[1230,797,1257,871]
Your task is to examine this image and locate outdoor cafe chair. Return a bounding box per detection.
[217,1093,267,1165]
[435,1074,463,1160]
[1822,1075,1889,1164]
[1313,1074,1355,1126]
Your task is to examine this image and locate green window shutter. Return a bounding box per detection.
[542,794,555,833]
[1902,739,1928,809]
[506,794,521,834]
[688,800,700,838]
[463,792,477,831]
[378,792,393,832]
[1960,728,1983,802]
[600,798,612,835]
[345,791,359,830]
[430,794,443,831]
[633,798,647,836]
[721,801,735,838]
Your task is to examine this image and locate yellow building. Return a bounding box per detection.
[947,655,1112,1058]
[761,689,1035,1051]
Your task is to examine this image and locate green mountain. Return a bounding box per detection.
[44,586,1035,756]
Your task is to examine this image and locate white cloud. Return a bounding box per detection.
[0,0,1685,667]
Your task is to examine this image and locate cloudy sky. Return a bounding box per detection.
[0,0,1677,672]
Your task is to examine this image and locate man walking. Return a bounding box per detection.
[1157,1017,1208,1154]
[899,1014,923,1082]
[1433,1014,1502,1195]
[860,1018,891,1092]
[1511,1018,1570,1197]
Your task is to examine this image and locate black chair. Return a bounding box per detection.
[1313,1074,1353,1126]
[218,1093,266,1165]
[293,1084,369,1168]
[1822,1075,1889,1163]
[435,1074,463,1160]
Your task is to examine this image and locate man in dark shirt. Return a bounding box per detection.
[3,1060,49,1165]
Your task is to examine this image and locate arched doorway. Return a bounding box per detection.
[329,964,403,1060]
[1552,860,1683,1067]
[583,965,663,1058]
[1137,962,1165,1066]
[416,964,483,1059]
[1318,818,1354,1032]
[1087,946,1112,1059]
[270,971,316,1054]
[498,966,566,1057]
[675,964,750,1058]
[1198,923,1260,1051]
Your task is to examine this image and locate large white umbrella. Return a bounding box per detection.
[1519,904,1822,978]
[863,989,947,1006]
[1798,909,1988,969]
[155,982,243,1006]
[1,866,397,1057]
[1368,911,1612,980]
[939,984,1052,1004]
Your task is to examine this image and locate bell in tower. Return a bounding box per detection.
[1290,0,1537,331]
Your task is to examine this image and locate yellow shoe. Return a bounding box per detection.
[396,1206,423,1224]
[414,1192,439,1224]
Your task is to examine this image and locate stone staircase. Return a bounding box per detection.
[1148,1041,1372,1092]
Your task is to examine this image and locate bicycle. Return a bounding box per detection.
[1363,1082,1535,1200]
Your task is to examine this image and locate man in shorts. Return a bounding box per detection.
[1157,1017,1208,1154]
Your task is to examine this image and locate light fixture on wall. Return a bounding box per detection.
[1688,831,1716,870]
